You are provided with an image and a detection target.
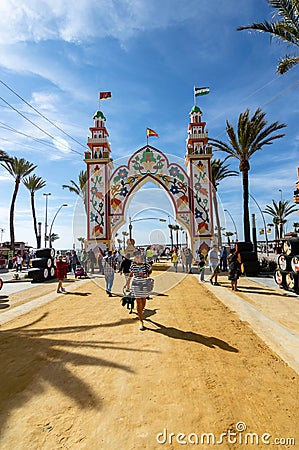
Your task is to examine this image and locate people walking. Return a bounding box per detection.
[130,251,152,331]
[220,246,228,271]
[97,249,104,274]
[208,245,220,285]
[16,253,23,272]
[198,254,206,282]
[70,250,79,275]
[171,249,178,272]
[185,248,193,273]
[119,254,132,292]
[56,255,69,293]
[228,248,241,291]
[103,250,116,296]
[88,248,96,274]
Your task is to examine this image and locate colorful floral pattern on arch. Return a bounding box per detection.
[110,147,190,218]
[190,159,212,236]
[88,163,107,239]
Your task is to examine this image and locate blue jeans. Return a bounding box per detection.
[105,274,114,293]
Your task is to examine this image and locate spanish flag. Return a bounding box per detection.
[146,128,159,138]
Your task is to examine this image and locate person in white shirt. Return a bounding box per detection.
[207,245,220,285]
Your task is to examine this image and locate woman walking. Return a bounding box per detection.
[130,251,152,331]
[228,248,241,291]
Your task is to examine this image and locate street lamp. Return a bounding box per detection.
[279,189,283,202]
[49,204,68,248]
[0,228,5,246]
[249,193,269,256]
[43,193,51,247]
[224,209,238,241]
[128,216,167,242]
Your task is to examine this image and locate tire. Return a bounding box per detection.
[237,251,258,263]
[50,266,56,278]
[291,256,299,273]
[43,268,49,279]
[0,278,3,290]
[31,258,52,269]
[277,254,292,271]
[274,269,287,288]
[285,272,299,292]
[35,248,55,258]
[28,268,45,282]
[241,260,260,276]
[283,238,299,256]
[235,241,253,253]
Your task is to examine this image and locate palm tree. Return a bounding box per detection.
[0,150,9,162]
[77,236,86,251]
[223,231,234,246]
[209,108,286,242]
[237,0,299,74]
[1,157,36,252]
[62,170,87,205]
[211,158,238,247]
[264,199,297,238]
[23,174,46,247]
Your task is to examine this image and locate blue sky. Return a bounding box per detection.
[0,0,298,249]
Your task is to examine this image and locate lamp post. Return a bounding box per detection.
[49,204,68,248]
[279,189,283,202]
[249,193,269,256]
[43,193,51,247]
[129,217,166,243]
[224,209,238,242]
[0,228,4,246]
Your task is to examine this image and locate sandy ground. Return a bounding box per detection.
[0,265,298,450]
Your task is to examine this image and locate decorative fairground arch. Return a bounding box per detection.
[84,103,214,255]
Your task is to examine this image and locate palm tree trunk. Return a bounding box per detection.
[212,187,222,248]
[279,221,284,239]
[242,169,251,242]
[10,178,20,252]
[31,192,38,246]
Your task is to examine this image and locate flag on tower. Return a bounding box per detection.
[99,91,112,100]
[146,128,159,138]
[194,87,210,97]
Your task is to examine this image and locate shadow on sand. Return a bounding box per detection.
[146,319,238,353]
[0,313,157,431]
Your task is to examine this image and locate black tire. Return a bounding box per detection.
[291,256,299,273]
[49,266,56,278]
[285,271,299,292]
[274,269,287,288]
[237,251,258,263]
[31,258,52,269]
[283,238,299,256]
[235,241,253,252]
[241,260,260,276]
[277,254,292,271]
[28,268,45,281]
[0,278,3,290]
[43,268,49,279]
[35,248,55,258]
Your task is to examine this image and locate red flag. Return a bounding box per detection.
[146,128,159,137]
[99,91,112,100]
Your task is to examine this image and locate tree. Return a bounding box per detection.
[62,170,87,205]
[264,199,297,238]
[0,150,9,162]
[1,157,36,252]
[223,231,234,246]
[211,158,238,247]
[77,236,86,251]
[209,108,286,242]
[237,0,299,74]
[23,174,46,247]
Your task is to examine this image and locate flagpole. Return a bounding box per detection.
[146,129,148,146]
[194,85,196,106]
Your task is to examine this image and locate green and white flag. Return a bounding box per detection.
[194,86,210,96]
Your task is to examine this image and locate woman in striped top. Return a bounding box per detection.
[130,251,152,330]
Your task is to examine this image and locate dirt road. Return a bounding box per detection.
[0,267,297,449]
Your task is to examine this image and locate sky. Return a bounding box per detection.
[0,0,298,250]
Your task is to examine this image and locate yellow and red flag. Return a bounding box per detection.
[146,128,159,138]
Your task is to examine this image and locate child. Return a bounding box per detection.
[171,250,179,272]
[198,255,206,282]
[56,255,69,293]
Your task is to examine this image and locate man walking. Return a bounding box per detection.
[207,244,220,285]
[103,250,116,296]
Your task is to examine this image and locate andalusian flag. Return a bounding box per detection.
[194,87,210,97]
[146,128,159,138]
[99,91,112,100]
